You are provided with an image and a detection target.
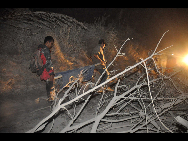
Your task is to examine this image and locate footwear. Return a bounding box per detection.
[106,87,114,92]
[51,87,56,100]
[46,80,56,101]
[96,86,114,93]
[96,87,104,93]
[48,88,56,101]
[108,78,118,85]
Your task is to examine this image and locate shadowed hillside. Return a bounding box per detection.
[0,9,147,94]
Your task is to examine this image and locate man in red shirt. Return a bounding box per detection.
[39,36,55,101]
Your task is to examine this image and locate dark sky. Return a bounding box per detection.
[26,8,188,54]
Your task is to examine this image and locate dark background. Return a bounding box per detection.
[28,8,188,54]
[1,8,188,54]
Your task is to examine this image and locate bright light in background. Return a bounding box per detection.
[183,54,188,65]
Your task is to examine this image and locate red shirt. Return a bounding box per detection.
[38,45,54,80]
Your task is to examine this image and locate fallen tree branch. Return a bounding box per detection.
[27,30,187,133]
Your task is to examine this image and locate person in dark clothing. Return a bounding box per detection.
[39,36,56,101]
[91,39,108,81]
[91,39,113,92]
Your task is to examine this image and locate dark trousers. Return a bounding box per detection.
[46,80,53,98]
[98,69,108,84]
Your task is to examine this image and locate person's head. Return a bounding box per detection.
[98,39,107,49]
[44,36,54,49]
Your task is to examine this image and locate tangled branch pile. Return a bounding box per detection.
[27,31,188,133]
[1,9,188,133]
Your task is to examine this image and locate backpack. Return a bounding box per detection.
[30,48,44,76]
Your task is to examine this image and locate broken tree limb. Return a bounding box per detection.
[60,94,93,133]
[27,31,182,133]
[54,74,62,79]
[175,116,188,129]
[90,80,120,133]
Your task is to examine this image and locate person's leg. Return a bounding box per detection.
[97,69,114,92]
[46,80,53,98]
[97,69,108,84]
[46,75,56,101]
[49,74,54,82]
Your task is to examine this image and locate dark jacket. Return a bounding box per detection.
[38,44,54,80]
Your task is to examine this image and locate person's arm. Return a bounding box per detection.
[94,54,106,66]
[100,46,106,63]
[41,48,54,75]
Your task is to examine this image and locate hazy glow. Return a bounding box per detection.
[183,55,188,65]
